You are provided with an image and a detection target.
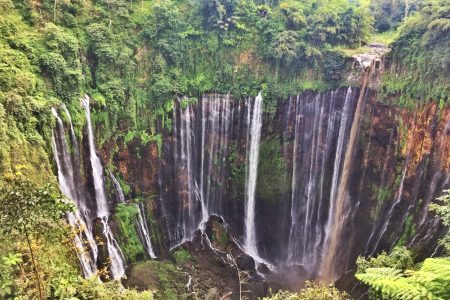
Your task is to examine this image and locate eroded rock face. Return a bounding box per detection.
[169,216,267,299]
[99,89,449,293]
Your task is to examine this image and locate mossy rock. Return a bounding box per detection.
[124,260,190,300]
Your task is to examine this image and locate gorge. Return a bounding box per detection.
[49,55,450,295]
[1,0,449,299]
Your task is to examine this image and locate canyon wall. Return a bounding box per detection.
[51,72,450,285]
[101,87,450,283]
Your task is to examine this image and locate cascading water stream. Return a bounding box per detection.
[51,108,97,277]
[110,171,125,203]
[100,218,126,279]
[81,96,109,217]
[243,92,263,259]
[109,172,156,258]
[81,95,125,280]
[137,203,157,258]
[287,93,332,267]
[177,100,198,241]
[170,95,234,246]
[285,88,357,274]
[321,68,370,281]
[368,139,413,254]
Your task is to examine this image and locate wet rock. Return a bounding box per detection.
[169,215,268,299]
[235,254,256,271]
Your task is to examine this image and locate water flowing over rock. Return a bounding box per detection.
[81,96,110,218]
[62,83,449,288]
[80,95,126,280]
[109,171,156,258]
[136,202,157,259]
[51,108,98,277]
[321,67,372,281]
[243,92,266,263]
[163,94,235,246]
[285,88,356,276]
[154,85,449,287]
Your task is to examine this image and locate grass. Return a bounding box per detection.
[370,30,400,46]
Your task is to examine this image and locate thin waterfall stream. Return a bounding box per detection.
[81,95,126,280]
[243,92,266,262]
[109,171,157,258]
[51,108,98,277]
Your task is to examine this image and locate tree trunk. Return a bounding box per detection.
[25,230,44,300]
[53,0,57,21]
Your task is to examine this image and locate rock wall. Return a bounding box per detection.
[97,88,449,285]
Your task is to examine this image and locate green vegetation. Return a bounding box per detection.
[256,138,289,202]
[430,190,450,253]
[125,260,189,300]
[370,0,420,33]
[0,173,152,299]
[0,174,73,299]
[356,255,450,300]
[172,249,192,265]
[1,0,447,183]
[114,203,146,262]
[1,0,449,298]
[396,215,417,246]
[0,0,374,171]
[263,281,350,299]
[355,191,450,299]
[379,0,450,105]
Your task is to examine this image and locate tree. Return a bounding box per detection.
[0,173,73,299]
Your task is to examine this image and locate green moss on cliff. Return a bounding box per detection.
[124,260,189,300]
[379,0,450,106]
[114,203,146,262]
[256,138,289,202]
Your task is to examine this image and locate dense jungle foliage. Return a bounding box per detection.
[1,0,449,178]
[0,0,449,299]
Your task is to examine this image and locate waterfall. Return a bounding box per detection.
[81,96,109,217]
[284,88,356,274]
[370,156,409,253]
[100,217,126,279]
[287,93,331,267]
[81,95,126,280]
[168,92,268,263]
[367,130,414,255]
[243,92,263,259]
[201,94,233,219]
[136,203,157,258]
[110,171,125,203]
[170,95,234,246]
[321,70,370,281]
[109,172,156,258]
[51,108,97,277]
[176,100,198,241]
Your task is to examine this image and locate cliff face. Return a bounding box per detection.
[49,45,445,287]
[95,84,449,284]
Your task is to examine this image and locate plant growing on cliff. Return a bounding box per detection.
[0,173,74,299]
[114,203,146,262]
[430,190,450,253]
